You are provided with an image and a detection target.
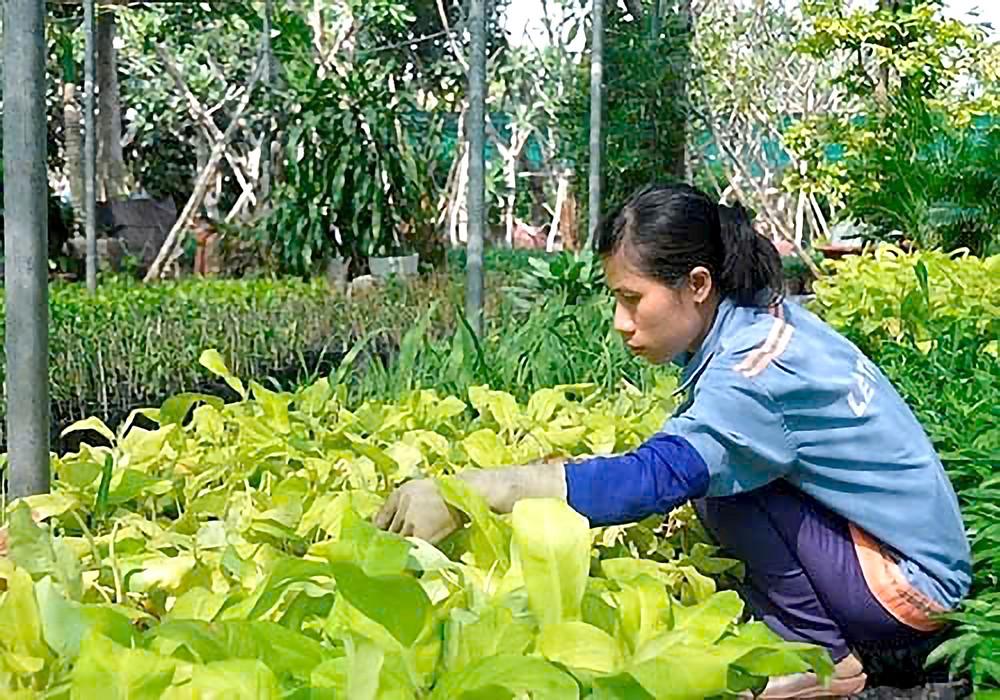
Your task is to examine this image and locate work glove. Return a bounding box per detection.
[373,462,568,543]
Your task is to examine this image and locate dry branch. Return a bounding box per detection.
[144,46,266,282]
[155,44,258,210]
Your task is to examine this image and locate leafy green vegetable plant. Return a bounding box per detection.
[0,353,830,698]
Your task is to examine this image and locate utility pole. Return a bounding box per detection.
[84,0,98,292]
[3,0,51,499]
[464,0,487,336]
[586,0,606,250]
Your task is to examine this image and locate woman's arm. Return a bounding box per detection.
[374,435,710,540]
[563,434,710,526]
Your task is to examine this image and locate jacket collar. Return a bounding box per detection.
[672,297,739,396]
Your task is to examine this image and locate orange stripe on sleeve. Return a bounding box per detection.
[733,315,795,379]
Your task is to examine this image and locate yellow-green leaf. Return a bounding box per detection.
[198,349,247,399]
[537,621,624,674]
[511,499,590,625]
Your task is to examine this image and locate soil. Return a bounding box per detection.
[855,681,970,699]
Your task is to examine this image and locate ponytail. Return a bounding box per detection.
[717,202,784,305]
[596,183,784,306]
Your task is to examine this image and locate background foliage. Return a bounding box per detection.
[789,0,1000,255]
[560,0,691,230]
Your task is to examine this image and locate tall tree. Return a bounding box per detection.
[61,37,84,218]
[562,0,693,225]
[792,0,999,254]
[689,0,841,260]
[96,3,125,200]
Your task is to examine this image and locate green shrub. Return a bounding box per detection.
[870,334,1000,690]
[818,106,1000,257]
[0,269,660,447]
[790,2,1000,257]
[447,247,558,277]
[343,290,668,405]
[810,246,1000,353]
[257,61,441,274]
[502,250,605,313]
[0,275,459,437]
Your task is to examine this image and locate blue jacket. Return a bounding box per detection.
[565,297,971,609]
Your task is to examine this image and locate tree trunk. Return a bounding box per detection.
[446,104,470,246]
[650,0,661,37]
[465,0,487,336]
[84,0,98,292]
[664,0,692,180]
[62,81,84,218]
[450,130,470,246]
[622,0,644,22]
[500,126,530,247]
[527,158,547,224]
[96,6,125,200]
[560,178,579,251]
[875,0,910,105]
[259,0,276,202]
[586,0,606,250]
[547,168,569,251]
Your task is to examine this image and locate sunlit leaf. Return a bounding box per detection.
[511,499,590,625]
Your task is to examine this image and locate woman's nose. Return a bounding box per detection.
[614,303,635,336]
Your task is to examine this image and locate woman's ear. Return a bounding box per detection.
[688,266,714,303]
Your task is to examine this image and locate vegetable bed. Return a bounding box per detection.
[1,246,995,698]
[0,352,832,698]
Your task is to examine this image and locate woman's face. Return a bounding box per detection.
[603,250,717,365]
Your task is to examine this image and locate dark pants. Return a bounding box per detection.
[693,479,930,664]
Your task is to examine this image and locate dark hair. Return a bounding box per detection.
[595,183,783,305]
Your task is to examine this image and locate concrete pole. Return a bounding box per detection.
[464,0,487,336]
[586,0,606,250]
[3,0,51,499]
[84,0,97,292]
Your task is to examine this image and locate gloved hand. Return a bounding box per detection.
[373,478,463,542]
[374,462,569,543]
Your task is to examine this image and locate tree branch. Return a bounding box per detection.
[695,98,823,279]
[144,44,267,282]
[155,44,257,209]
[436,0,469,72]
[622,0,645,22]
